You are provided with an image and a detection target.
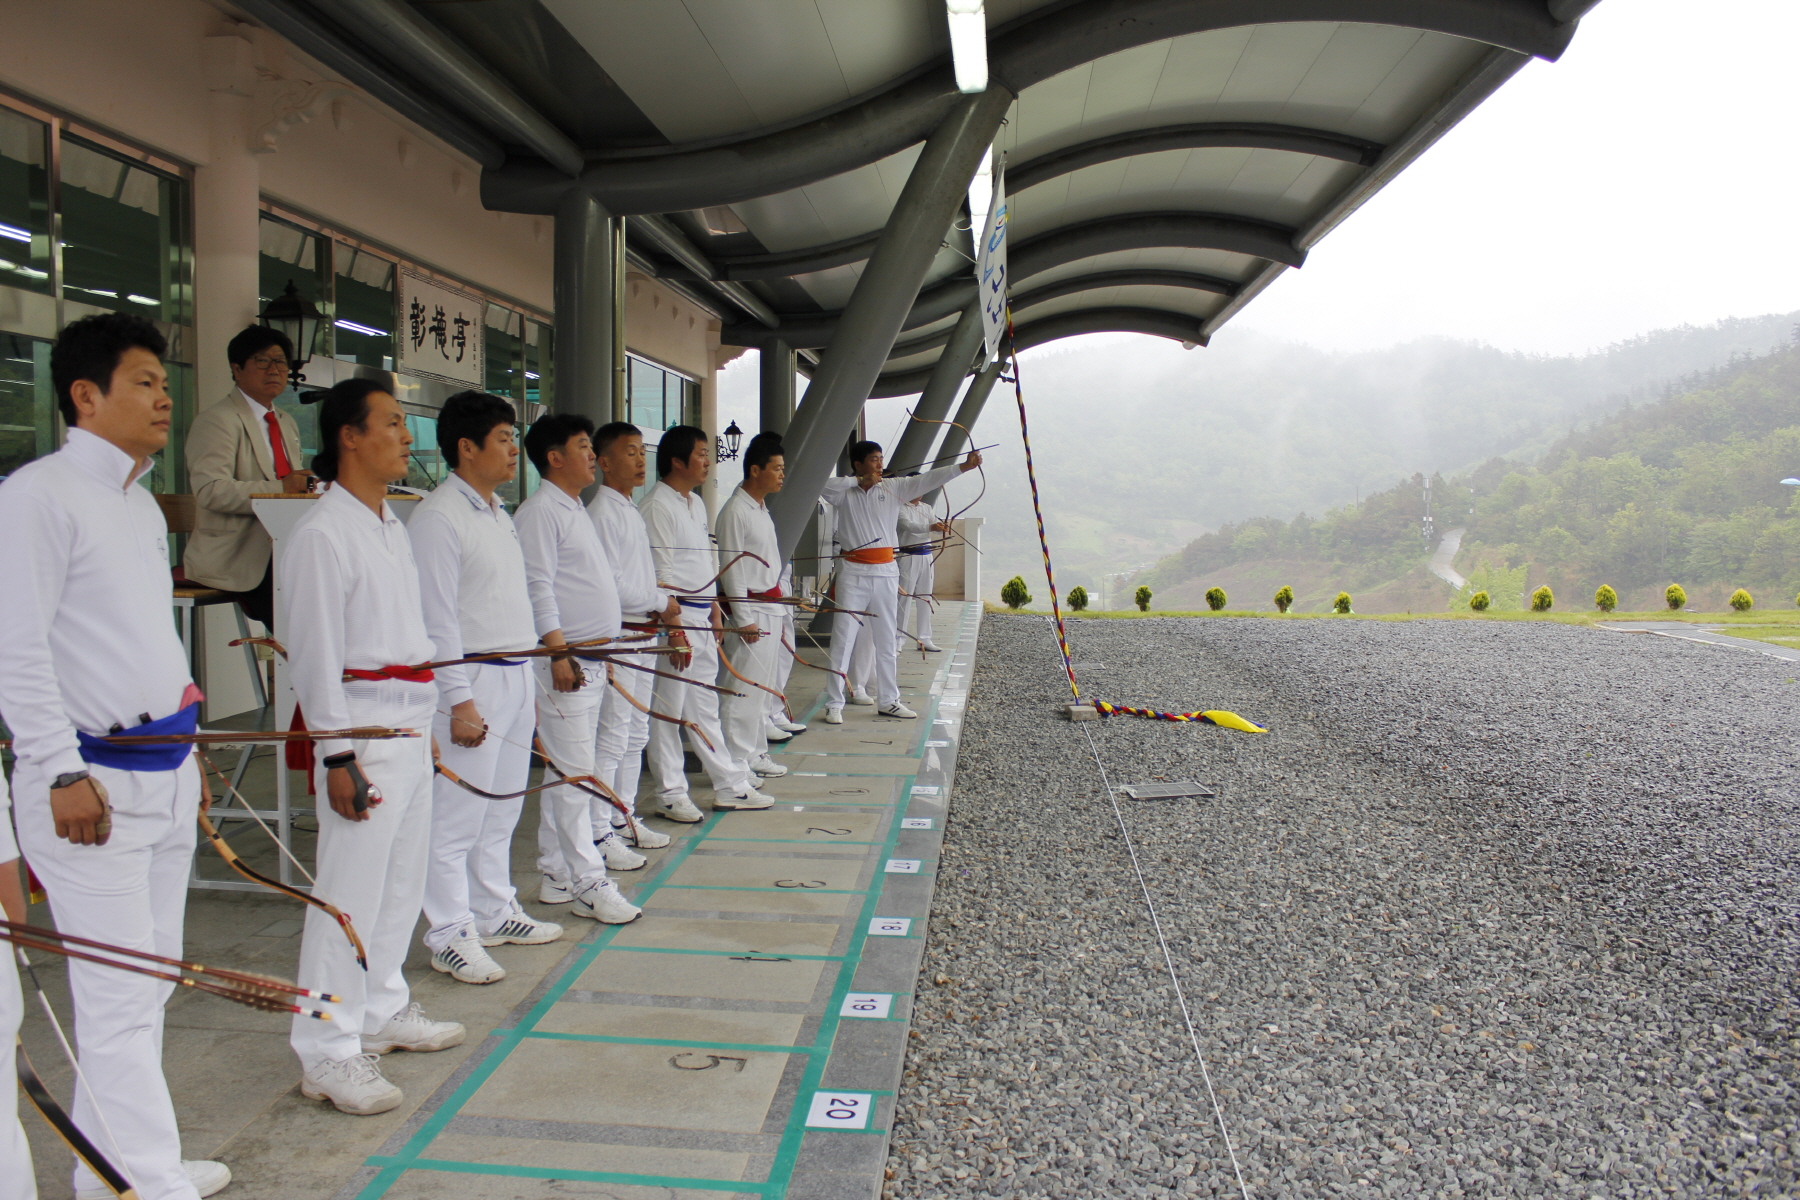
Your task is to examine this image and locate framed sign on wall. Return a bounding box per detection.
[398,267,484,388]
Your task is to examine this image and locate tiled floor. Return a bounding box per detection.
[19,602,977,1200]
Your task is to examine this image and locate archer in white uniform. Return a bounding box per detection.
[820,441,980,722]
[0,312,227,1199]
[587,424,678,830]
[896,497,944,652]
[638,426,774,816]
[516,412,643,925]
[714,434,789,780]
[284,379,464,1117]
[411,392,562,986]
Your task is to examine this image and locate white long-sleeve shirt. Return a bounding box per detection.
[823,462,963,577]
[280,483,436,761]
[897,501,936,548]
[639,480,718,599]
[715,485,781,598]
[409,472,537,707]
[589,485,662,616]
[515,482,622,644]
[0,428,193,781]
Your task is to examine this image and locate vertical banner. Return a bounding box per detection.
[976,163,1009,364]
[398,268,485,388]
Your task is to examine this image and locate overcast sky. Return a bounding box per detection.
[720,0,1800,437]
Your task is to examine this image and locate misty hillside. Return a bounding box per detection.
[975,312,1800,602]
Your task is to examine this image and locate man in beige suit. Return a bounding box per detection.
[183,325,310,626]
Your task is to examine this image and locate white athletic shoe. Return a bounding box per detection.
[850,688,876,706]
[538,874,573,904]
[572,878,642,924]
[300,1054,403,1116]
[653,795,706,823]
[774,718,808,733]
[823,707,844,724]
[764,724,795,743]
[714,784,775,810]
[751,754,789,778]
[877,702,919,719]
[621,820,672,848]
[80,1162,232,1200]
[432,933,506,984]
[363,1002,466,1054]
[597,828,647,871]
[919,641,945,652]
[480,909,565,946]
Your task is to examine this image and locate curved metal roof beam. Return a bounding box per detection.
[869,305,1205,397]
[712,122,1379,281]
[482,0,1575,214]
[725,211,1297,347]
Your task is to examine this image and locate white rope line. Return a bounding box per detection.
[1046,617,1252,1199]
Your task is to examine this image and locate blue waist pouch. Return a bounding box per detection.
[76,702,199,772]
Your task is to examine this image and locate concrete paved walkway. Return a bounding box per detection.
[1598,620,1800,662]
[20,603,980,1200]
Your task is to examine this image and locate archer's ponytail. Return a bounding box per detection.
[312,378,387,482]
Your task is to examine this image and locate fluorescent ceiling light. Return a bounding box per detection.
[127,294,159,306]
[945,0,987,94]
[334,318,386,337]
[0,223,29,243]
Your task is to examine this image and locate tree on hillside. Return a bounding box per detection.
[1001,576,1032,610]
[1134,585,1153,612]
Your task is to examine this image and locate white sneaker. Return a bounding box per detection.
[300,1054,402,1116]
[538,874,573,904]
[823,707,844,724]
[764,724,795,743]
[480,909,564,946]
[596,828,647,871]
[572,878,642,924]
[653,795,705,823]
[751,754,788,778]
[185,1160,233,1198]
[363,1002,466,1054]
[850,688,875,706]
[919,640,945,652]
[774,718,808,733]
[432,933,506,984]
[715,784,775,810]
[621,819,672,849]
[877,702,919,719]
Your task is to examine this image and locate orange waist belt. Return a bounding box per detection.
[843,547,896,565]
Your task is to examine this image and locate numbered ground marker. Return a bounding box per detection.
[901,817,933,830]
[910,786,940,796]
[925,740,950,748]
[885,859,921,874]
[805,1091,873,1129]
[839,992,893,1019]
[868,917,911,936]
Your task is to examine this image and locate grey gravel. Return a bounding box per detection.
[885,615,1800,1199]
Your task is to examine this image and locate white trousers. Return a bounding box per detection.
[0,944,33,1199]
[646,614,749,799]
[424,662,534,951]
[15,756,199,1200]
[291,679,436,1067]
[531,658,611,888]
[827,568,899,709]
[898,551,935,643]
[595,650,653,821]
[721,603,782,767]
[849,623,874,695]
[766,606,797,722]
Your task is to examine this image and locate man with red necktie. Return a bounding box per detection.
[183,325,311,627]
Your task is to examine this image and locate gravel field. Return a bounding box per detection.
[885,615,1800,1199]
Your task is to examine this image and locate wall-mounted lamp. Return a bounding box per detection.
[716,419,744,462]
[258,279,324,391]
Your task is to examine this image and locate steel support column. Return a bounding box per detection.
[770,86,1013,558]
[760,339,796,435]
[923,358,1004,505]
[888,300,984,475]
[553,190,616,431]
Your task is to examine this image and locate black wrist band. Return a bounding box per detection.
[322,751,356,768]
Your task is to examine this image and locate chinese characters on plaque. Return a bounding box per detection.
[398,268,484,387]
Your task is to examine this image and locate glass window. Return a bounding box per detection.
[0,333,52,480]
[0,108,50,294]
[59,136,188,325]
[333,243,394,369]
[523,320,551,410]
[485,303,521,398]
[403,412,447,492]
[259,215,330,367]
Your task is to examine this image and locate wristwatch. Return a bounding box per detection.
[50,770,91,791]
[322,751,357,769]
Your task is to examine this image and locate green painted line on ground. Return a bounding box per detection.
[658,883,870,895]
[519,1029,821,1054]
[354,809,726,1199]
[598,944,846,962]
[704,836,882,845]
[364,1157,776,1195]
